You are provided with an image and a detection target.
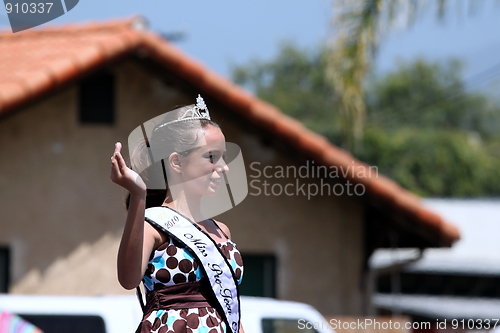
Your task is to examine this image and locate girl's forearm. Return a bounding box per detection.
[117,191,146,289]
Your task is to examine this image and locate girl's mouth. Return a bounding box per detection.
[210,178,222,184]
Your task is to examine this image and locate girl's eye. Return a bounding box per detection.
[206,153,217,163]
[206,151,225,163]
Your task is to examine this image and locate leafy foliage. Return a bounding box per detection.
[233,43,338,137]
[361,127,500,196]
[327,0,485,151]
[367,58,500,138]
[231,44,500,197]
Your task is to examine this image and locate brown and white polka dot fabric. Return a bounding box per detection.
[137,230,244,333]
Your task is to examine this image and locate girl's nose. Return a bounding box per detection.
[216,160,229,174]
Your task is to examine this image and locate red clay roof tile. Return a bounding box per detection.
[0,83,20,107]
[221,89,254,115]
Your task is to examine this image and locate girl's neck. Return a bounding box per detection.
[162,191,204,222]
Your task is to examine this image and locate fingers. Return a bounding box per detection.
[115,150,127,171]
[110,156,121,183]
[111,142,125,167]
[111,142,125,178]
[114,142,122,154]
[111,142,131,175]
[110,164,120,180]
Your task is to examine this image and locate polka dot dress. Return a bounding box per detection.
[137,229,244,333]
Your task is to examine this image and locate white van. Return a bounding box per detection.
[241,296,332,333]
[0,295,333,333]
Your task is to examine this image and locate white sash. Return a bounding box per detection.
[145,206,240,333]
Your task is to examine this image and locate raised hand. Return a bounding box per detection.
[110,142,146,195]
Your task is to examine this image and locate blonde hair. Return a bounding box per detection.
[126,105,219,209]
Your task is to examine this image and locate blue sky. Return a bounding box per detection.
[2,0,500,89]
[377,0,500,91]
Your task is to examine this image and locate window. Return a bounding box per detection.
[240,254,276,297]
[19,314,106,333]
[79,71,115,125]
[0,246,9,293]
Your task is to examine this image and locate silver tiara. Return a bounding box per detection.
[155,95,211,130]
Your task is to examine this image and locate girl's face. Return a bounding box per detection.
[178,125,229,197]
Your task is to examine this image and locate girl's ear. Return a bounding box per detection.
[168,152,182,174]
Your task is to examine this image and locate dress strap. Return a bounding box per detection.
[211,219,230,240]
[136,286,145,312]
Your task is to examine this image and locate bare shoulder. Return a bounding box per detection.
[213,220,232,240]
[144,220,168,249]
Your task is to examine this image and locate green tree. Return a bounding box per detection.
[232,45,500,197]
[360,59,500,196]
[367,58,500,138]
[232,43,340,140]
[328,0,488,151]
[361,127,500,196]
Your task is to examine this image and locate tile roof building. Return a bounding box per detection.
[0,17,459,317]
